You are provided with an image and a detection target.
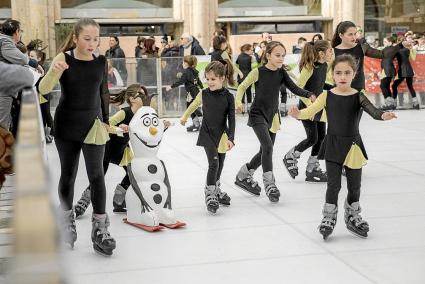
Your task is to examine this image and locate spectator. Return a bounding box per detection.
[179,33,205,56]
[255,41,267,63]
[312,33,323,43]
[106,36,128,85]
[0,19,38,68]
[142,38,159,58]
[0,61,35,130]
[417,32,425,54]
[293,37,307,54]
[107,59,124,88]
[161,40,180,57]
[255,32,272,53]
[135,36,145,58]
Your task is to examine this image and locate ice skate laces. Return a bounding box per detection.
[95,218,113,242]
[246,171,258,187]
[320,215,336,229]
[286,153,299,170]
[265,183,278,196]
[77,189,91,209]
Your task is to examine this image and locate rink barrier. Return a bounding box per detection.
[6,88,64,284]
[44,54,425,117]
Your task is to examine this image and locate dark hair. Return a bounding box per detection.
[298,37,307,44]
[205,60,235,86]
[331,21,356,48]
[299,40,330,71]
[331,54,357,73]
[61,18,99,52]
[183,55,197,68]
[110,36,119,44]
[110,84,150,106]
[137,36,145,46]
[240,43,252,53]
[214,30,225,37]
[29,49,46,65]
[262,41,286,64]
[1,19,20,36]
[312,33,323,42]
[143,38,156,55]
[212,35,227,51]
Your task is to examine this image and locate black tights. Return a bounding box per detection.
[294,120,326,156]
[204,146,226,186]
[247,124,276,172]
[325,160,362,205]
[102,142,131,189]
[392,77,416,99]
[380,77,393,99]
[55,138,106,214]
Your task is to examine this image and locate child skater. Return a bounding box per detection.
[39,18,116,255]
[180,61,235,214]
[379,36,400,110]
[74,84,157,217]
[283,40,333,183]
[236,44,255,112]
[288,54,397,240]
[234,41,314,203]
[166,55,203,132]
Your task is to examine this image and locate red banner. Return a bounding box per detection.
[364,54,425,94]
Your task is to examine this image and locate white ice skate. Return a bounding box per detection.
[124,107,186,232]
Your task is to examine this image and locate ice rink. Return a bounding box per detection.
[46,110,425,284]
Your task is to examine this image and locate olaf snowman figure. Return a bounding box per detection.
[124,106,185,232]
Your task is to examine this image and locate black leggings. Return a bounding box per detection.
[325,160,362,205]
[392,77,416,99]
[204,146,226,186]
[380,77,393,99]
[294,120,326,156]
[55,138,107,214]
[247,124,276,172]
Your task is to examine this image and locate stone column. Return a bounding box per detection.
[322,0,365,38]
[11,0,60,58]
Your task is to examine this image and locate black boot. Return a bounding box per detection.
[344,200,369,238]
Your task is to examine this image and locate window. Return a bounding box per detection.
[61,0,173,19]
[0,0,11,19]
[218,0,321,17]
[100,24,163,36]
[233,22,320,34]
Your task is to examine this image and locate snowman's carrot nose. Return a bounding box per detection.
[149,127,158,136]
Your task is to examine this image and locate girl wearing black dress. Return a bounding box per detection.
[39,18,115,256]
[289,55,397,240]
[180,61,235,214]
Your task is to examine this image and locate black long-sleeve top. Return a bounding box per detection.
[170,67,203,98]
[396,48,414,78]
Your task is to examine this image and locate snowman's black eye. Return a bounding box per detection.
[152,117,159,126]
[143,117,151,127]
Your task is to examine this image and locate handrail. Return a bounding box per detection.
[6,88,64,284]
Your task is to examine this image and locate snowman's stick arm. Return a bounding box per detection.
[161,160,172,210]
[127,163,153,213]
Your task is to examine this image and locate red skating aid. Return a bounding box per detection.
[123,218,164,232]
[160,221,187,229]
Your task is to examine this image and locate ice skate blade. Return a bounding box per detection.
[123,218,163,232]
[218,201,231,206]
[347,228,368,239]
[234,180,261,196]
[93,244,113,257]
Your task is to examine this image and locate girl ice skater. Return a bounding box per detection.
[74,84,154,216]
[39,18,116,255]
[180,61,235,214]
[234,41,314,203]
[288,54,397,240]
[283,40,333,183]
[166,55,203,132]
[379,36,400,110]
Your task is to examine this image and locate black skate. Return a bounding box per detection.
[235,164,261,196]
[413,103,420,110]
[205,185,219,213]
[112,184,127,213]
[186,124,200,132]
[344,201,369,238]
[75,187,91,219]
[60,208,77,248]
[216,181,231,206]
[305,168,328,183]
[318,203,337,240]
[92,214,116,256]
[283,148,300,179]
[263,172,280,203]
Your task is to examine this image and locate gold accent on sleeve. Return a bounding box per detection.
[236,68,258,108]
[298,91,327,120]
[39,53,65,95]
[109,110,126,127]
[181,91,202,122]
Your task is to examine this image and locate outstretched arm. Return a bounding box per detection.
[180,92,202,124]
